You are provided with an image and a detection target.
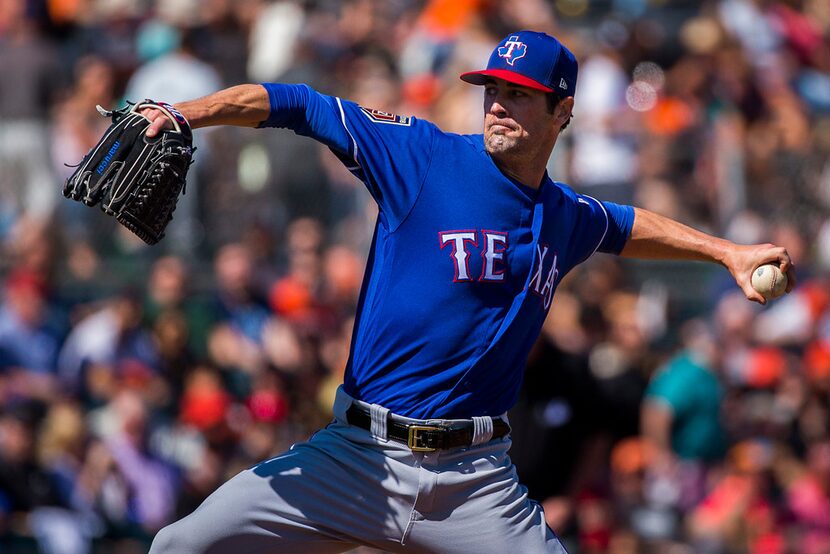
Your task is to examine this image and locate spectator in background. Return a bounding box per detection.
[0,271,62,375]
[207,242,272,380]
[125,21,222,109]
[176,365,235,453]
[143,255,214,380]
[50,56,116,183]
[321,244,364,316]
[245,0,305,84]
[35,401,105,553]
[172,447,223,523]
[643,320,727,463]
[0,271,63,407]
[144,256,192,324]
[0,0,60,236]
[641,319,727,536]
[569,44,636,205]
[688,439,781,554]
[50,55,117,242]
[57,292,159,402]
[269,217,327,327]
[125,4,223,251]
[508,301,605,548]
[90,389,177,534]
[207,241,313,405]
[0,403,89,554]
[784,439,830,554]
[589,291,651,441]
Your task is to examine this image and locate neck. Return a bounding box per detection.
[492,157,545,189]
[488,132,558,190]
[491,142,557,190]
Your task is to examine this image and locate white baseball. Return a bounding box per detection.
[751,264,788,300]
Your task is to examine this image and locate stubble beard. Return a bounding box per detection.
[485,131,518,156]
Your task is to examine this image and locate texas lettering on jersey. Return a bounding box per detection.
[439,230,507,282]
[439,229,558,308]
[529,244,558,309]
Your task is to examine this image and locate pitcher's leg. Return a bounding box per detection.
[150,423,419,554]
[403,440,567,554]
[149,447,359,554]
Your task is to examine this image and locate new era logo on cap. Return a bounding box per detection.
[460,30,578,97]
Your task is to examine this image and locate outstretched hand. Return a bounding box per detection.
[723,243,796,304]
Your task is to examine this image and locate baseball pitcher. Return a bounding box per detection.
[135,31,795,553]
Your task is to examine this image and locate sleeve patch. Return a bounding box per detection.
[360,107,412,126]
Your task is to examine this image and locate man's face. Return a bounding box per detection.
[483,79,562,158]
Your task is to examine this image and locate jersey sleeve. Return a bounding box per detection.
[259,83,436,231]
[568,192,634,264]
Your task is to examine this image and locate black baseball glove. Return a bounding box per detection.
[63,100,194,245]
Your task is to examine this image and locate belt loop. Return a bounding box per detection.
[369,404,390,440]
[471,416,494,446]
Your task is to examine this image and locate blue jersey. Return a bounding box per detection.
[261,84,634,419]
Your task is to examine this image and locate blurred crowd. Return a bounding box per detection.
[0,0,829,552]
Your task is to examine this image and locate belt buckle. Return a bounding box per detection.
[407,425,443,452]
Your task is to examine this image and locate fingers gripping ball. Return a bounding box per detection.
[63,100,194,245]
[751,264,788,300]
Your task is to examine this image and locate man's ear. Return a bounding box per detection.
[556,97,574,126]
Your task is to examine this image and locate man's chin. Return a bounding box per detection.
[485,135,516,155]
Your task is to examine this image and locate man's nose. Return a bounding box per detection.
[489,99,508,117]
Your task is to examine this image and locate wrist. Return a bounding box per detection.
[707,237,734,268]
[157,102,191,131]
[172,100,207,129]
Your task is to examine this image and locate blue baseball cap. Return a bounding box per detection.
[460,30,578,97]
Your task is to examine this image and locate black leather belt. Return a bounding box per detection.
[345,403,511,452]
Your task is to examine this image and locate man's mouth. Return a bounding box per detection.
[490,122,515,133]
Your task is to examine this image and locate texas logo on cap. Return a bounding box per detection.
[498,36,527,66]
[460,30,578,97]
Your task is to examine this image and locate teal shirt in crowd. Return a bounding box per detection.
[645,351,726,462]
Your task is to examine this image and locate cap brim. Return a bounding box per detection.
[459,69,554,93]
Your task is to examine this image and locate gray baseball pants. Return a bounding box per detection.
[149,387,566,553]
